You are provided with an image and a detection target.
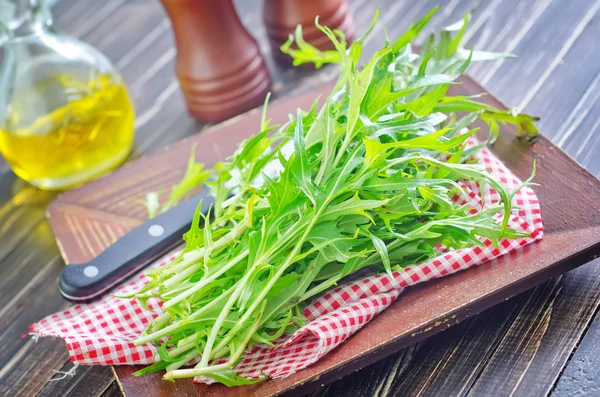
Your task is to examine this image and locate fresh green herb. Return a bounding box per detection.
[144,145,212,218]
[132,8,537,385]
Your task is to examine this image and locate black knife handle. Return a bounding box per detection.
[59,191,213,302]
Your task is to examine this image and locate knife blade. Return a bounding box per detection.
[59,189,214,302]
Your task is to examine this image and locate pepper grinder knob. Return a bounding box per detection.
[161,0,271,122]
[263,0,355,67]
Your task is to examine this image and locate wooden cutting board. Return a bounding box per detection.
[47,77,600,397]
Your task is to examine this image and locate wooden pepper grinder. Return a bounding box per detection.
[160,0,271,122]
[263,0,355,67]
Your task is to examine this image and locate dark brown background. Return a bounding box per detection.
[1,0,600,396]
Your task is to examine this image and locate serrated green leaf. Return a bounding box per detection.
[205,369,267,387]
[131,8,539,386]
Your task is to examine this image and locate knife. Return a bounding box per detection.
[59,189,214,302]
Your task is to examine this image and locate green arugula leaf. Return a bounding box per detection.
[131,8,539,386]
[205,369,267,387]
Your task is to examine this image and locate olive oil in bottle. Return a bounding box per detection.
[0,74,135,189]
[0,0,135,190]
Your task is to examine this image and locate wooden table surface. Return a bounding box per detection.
[1,0,599,396]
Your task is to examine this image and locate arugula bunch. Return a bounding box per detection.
[131,8,537,385]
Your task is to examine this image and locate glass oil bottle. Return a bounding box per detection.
[0,0,135,189]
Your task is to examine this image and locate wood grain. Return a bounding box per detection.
[0,224,63,369]
[0,337,70,397]
[552,299,600,397]
[1,0,600,396]
[465,264,600,396]
[36,362,116,397]
[102,381,126,397]
[309,293,526,396]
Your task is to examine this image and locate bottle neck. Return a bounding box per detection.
[1,0,51,37]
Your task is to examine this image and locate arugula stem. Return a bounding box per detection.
[162,261,204,290]
[160,250,203,276]
[134,287,235,345]
[162,222,249,277]
[164,302,266,380]
[163,362,231,380]
[148,312,171,333]
[167,341,196,358]
[198,270,253,366]
[163,249,249,308]
[165,350,199,372]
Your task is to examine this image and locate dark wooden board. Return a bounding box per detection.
[46,75,600,396]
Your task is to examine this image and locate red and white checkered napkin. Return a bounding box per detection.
[31,139,543,383]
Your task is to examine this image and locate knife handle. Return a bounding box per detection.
[59,191,213,302]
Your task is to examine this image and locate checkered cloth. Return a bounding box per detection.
[31,138,543,383]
